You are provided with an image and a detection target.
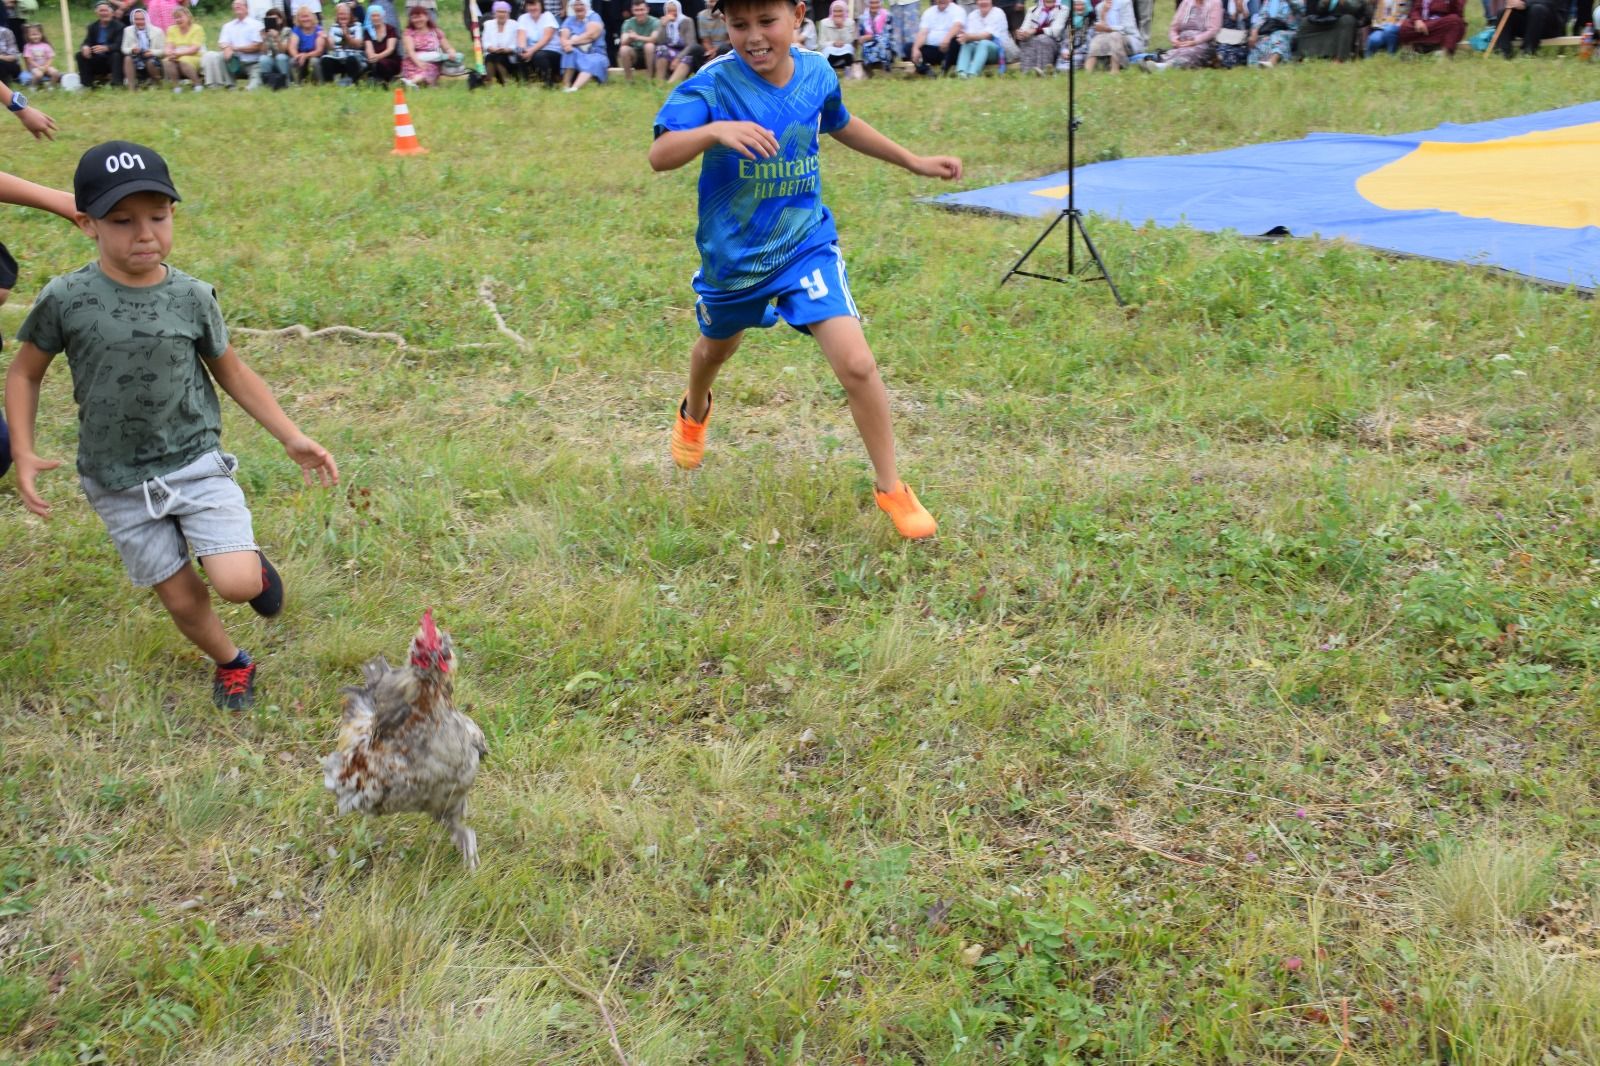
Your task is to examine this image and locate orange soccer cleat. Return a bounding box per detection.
[671,392,712,470]
[875,481,937,540]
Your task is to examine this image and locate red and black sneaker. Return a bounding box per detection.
[249,552,284,618]
[213,659,257,711]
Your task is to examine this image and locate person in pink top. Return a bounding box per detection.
[147,0,186,31]
[22,25,61,86]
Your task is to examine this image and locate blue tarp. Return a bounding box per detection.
[932,102,1600,292]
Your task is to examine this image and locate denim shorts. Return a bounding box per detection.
[81,449,258,587]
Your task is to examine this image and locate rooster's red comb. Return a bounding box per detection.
[419,608,439,647]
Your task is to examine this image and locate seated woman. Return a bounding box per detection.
[1248,0,1300,64]
[259,8,292,86]
[817,0,858,75]
[480,0,521,82]
[364,3,402,81]
[1085,0,1141,69]
[653,0,696,80]
[400,5,456,85]
[1398,0,1464,54]
[321,2,366,82]
[1140,0,1220,68]
[857,0,892,74]
[955,0,1010,74]
[517,0,561,86]
[1016,0,1066,72]
[1295,0,1363,59]
[121,7,167,89]
[163,4,205,89]
[1365,0,1404,53]
[795,14,818,48]
[287,5,326,81]
[1215,0,1250,66]
[559,0,607,91]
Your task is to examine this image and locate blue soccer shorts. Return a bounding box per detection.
[691,241,861,340]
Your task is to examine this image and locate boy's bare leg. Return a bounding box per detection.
[809,315,899,493]
[198,549,267,604]
[685,331,743,421]
[152,566,239,664]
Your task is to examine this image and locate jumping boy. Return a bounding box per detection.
[4,142,339,710]
[649,0,961,539]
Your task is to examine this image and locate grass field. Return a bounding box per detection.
[4,56,1600,1065]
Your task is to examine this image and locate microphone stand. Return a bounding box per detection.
[1000,14,1124,305]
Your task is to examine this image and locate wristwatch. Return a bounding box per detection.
[6,91,27,113]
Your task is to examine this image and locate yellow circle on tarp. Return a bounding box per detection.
[1357,122,1600,230]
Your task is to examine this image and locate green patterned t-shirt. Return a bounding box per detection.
[18,262,230,492]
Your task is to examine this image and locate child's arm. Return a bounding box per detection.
[829,117,963,180]
[0,82,57,142]
[205,348,341,487]
[4,343,64,518]
[649,123,781,171]
[0,171,76,220]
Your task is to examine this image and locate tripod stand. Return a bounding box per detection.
[1000,22,1124,305]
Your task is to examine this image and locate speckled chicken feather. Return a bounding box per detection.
[321,614,487,869]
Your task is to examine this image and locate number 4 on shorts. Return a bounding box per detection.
[799,268,830,301]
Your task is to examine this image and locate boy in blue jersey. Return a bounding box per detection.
[649,0,961,540]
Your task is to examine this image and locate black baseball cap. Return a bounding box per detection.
[74,141,182,219]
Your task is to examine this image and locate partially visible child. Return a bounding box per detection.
[4,142,339,711]
[649,0,962,539]
[22,25,60,87]
[0,169,76,480]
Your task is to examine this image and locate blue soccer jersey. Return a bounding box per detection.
[654,47,853,293]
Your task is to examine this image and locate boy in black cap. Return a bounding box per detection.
[4,142,339,711]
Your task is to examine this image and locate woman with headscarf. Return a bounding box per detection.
[1015,0,1068,72]
[1247,0,1300,64]
[364,1,401,78]
[559,0,607,89]
[817,0,857,73]
[653,0,696,79]
[400,4,455,83]
[480,0,521,80]
[857,0,891,73]
[1086,0,1142,70]
[517,0,561,84]
[1138,0,1220,68]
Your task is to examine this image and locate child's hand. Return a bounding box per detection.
[13,452,63,517]
[284,434,340,487]
[15,104,57,141]
[910,155,963,181]
[712,121,780,161]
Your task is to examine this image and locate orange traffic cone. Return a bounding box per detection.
[391,88,428,156]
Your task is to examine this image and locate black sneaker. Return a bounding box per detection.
[249,553,284,618]
[213,659,257,711]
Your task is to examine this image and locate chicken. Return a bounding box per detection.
[322,610,488,870]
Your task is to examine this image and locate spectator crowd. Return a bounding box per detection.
[0,0,1594,93]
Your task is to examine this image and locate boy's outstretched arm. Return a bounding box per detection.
[4,343,64,518]
[0,172,76,220]
[649,122,781,171]
[205,348,340,487]
[829,117,963,181]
